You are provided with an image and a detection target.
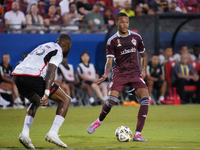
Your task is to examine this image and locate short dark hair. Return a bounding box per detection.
[193,44,200,49]
[116,12,128,21]
[58,34,72,43]
[69,2,76,8]
[180,45,187,50]
[80,51,90,63]
[165,45,172,49]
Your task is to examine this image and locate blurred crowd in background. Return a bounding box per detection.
[0,0,200,33]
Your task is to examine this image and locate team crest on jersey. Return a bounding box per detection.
[117,39,122,47]
[131,38,137,46]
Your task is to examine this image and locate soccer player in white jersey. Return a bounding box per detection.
[87,13,149,142]
[12,34,72,149]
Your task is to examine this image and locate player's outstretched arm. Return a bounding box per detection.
[96,57,113,84]
[41,63,57,106]
[140,51,148,79]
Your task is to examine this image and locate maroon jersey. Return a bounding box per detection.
[106,30,145,77]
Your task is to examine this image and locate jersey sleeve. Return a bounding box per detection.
[188,63,196,75]
[48,49,63,67]
[138,35,145,53]
[146,64,150,75]
[106,39,115,58]
[4,12,10,20]
[0,65,4,76]
[77,65,83,75]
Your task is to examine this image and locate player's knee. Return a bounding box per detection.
[106,95,118,108]
[62,95,71,104]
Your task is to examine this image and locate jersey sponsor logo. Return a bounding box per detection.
[131,38,137,46]
[120,47,136,55]
[117,39,122,47]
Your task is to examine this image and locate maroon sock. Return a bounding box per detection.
[99,97,117,121]
[136,97,149,132]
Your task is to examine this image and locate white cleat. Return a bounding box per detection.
[14,97,22,104]
[0,96,10,106]
[45,132,67,148]
[18,133,35,149]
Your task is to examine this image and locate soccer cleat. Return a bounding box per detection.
[14,97,22,104]
[158,99,166,104]
[13,104,25,109]
[18,133,35,149]
[128,101,140,106]
[149,99,152,105]
[122,101,129,106]
[87,120,101,134]
[0,96,10,106]
[133,133,147,142]
[45,132,67,148]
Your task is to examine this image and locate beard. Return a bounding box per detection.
[63,49,70,58]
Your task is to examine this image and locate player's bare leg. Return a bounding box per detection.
[45,87,71,148]
[18,93,41,149]
[134,88,149,142]
[87,90,119,134]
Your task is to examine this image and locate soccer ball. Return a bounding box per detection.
[115,126,133,142]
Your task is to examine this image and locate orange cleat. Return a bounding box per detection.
[128,101,140,106]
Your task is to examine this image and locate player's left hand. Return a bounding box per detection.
[96,74,107,84]
[41,94,49,106]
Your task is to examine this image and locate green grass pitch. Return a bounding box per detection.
[0,105,200,150]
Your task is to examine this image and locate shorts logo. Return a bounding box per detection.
[131,38,137,46]
[109,81,113,88]
[140,78,146,84]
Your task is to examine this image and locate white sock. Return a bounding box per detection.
[89,97,94,103]
[97,118,103,124]
[22,115,34,136]
[72,98,77,103]
[135,131,141,136]
[49,115,65,134]
[149,96,151,100]
[159,96,164,100]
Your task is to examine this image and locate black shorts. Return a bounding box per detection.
[13,75,58,99]
[83,81,93,86]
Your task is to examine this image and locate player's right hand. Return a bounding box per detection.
[40,94,49,106]
[96,74,107,84]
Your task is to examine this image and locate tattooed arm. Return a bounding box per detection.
[96,57,113,84]
[140,51,148,79]
[41,63,57,106]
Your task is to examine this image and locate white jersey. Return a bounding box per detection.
[77,63,96,80]
[12,42,63,79]
[58,64,75,81]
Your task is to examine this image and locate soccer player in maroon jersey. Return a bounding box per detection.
[87,12,149,142]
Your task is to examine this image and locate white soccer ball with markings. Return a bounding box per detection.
[115,126,133,142]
